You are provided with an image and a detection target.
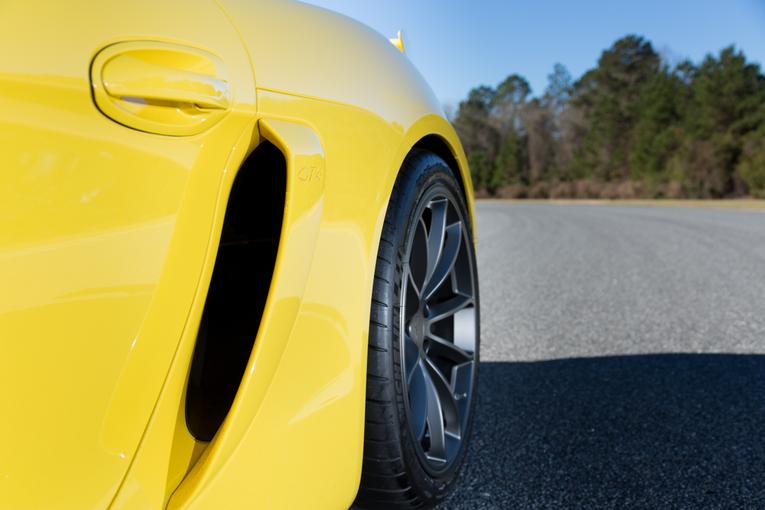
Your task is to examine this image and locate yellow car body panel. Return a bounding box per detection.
[0,1,473,509]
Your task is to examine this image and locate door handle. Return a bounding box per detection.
[102,56,230,110]
[91,41,231,136]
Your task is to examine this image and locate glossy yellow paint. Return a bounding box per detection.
[0,1,473,509]
[0,1,254,508]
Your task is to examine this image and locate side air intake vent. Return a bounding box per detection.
[186,141,286,441]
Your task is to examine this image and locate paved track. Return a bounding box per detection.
[443,202,765,509]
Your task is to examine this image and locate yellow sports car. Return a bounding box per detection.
[0,1,479,508]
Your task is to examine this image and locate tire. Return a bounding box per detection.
[354,150,480,510]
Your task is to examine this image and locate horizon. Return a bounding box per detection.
[305,0,765,106]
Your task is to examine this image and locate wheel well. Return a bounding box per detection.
[412,135,467,200]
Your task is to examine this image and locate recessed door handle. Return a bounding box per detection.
[102,55,230,110]
[91,41,232,136]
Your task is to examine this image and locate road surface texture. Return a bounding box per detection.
[443,202,765,509]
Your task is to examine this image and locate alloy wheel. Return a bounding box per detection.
[400,191,478,474]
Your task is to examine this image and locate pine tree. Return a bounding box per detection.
[572,35,661,180]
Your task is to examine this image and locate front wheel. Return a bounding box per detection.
[354,151,480,510]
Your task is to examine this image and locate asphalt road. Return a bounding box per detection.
[442,202,765,509]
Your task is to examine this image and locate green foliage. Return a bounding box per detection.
[688,47,764,139]
[573,35,661,180]
[630,70,683,178]
[738,119,765,197]
[494,130,523,187]
[467,150,491,191]
[453,35,765,199]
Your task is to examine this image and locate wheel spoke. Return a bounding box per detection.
[407,265,421,299]
[423,358,460,437]
[427,333,473,363]
[423,222,462,300]
[404,334,420,384]
[427,294,473,324]
[404,267,421,323]
[408,361,428,440]
[424,199,447,285]
[450,361,474,426]
[422,364,447,461]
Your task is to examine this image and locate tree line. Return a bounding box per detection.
[452,35,765,199]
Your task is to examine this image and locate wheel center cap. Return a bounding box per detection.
[410,313,427,346]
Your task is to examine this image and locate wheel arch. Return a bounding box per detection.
[398,116,477,238]
[413,135,468,205]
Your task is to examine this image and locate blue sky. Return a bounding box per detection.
[305,0,765,106]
